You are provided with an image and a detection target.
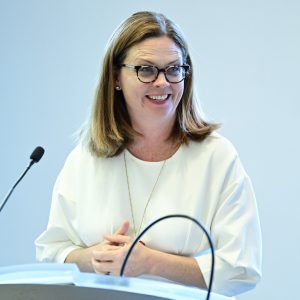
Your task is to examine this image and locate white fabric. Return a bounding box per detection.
[35,133,262,297]
[124,150,167,235]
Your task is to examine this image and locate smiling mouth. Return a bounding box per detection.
[146,94,170,102]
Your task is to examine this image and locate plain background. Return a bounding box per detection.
[0,1,299,299]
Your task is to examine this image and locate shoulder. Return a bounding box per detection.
[187,132,238,162]
[55,143,120,193]
[184,133,250,192]
[60,143,106,177]
[180,132,245,180]
[63,143,92,168]
[61,142,122,176]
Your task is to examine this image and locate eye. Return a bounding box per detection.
[166,66,181,76]
[138,66,156,77]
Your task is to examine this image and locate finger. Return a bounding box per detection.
[93,248,121,262]
[103,245,122,251]
[104,234,131,244]
[96,260,117,274]
[115,220,130,235]
[92,258,111,274]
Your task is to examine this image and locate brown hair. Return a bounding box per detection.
[85,11,219,157]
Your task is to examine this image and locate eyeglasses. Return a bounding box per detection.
[120,64,190,83]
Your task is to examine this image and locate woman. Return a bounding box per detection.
[35,11,262,297]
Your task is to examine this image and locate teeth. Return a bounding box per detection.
[147,94,168,101]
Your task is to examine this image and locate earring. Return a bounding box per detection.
[115,86,121,91]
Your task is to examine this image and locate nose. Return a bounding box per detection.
[153,71,170,87]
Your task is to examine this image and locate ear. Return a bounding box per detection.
[113,67,121,88]
[115,78,122,91]
[114,78,122,91]
[114,69,121,88]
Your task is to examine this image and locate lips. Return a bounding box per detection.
[146,94,170,102]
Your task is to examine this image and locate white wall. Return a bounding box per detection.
[0,1,299,299]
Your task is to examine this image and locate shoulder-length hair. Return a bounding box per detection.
[85,11,219,157]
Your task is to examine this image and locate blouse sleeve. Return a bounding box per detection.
[35,148,84,263]
[195,142,262,297]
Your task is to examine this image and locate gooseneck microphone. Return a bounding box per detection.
[0,146,45,213]
[120,214,215,300]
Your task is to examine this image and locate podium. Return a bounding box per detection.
[0,264,232,300]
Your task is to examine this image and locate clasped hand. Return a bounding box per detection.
[91,220,149,277]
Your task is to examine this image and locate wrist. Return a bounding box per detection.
[144,247,160,276]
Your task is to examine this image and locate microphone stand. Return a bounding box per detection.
[0,161,35,213]
[0,146,45,213]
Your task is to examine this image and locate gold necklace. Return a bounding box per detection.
[123,151,166,236]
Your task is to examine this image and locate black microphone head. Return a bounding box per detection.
[30,146,45,163]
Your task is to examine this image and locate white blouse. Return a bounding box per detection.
[35,133,262,297]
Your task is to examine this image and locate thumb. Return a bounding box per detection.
[115,220,130,235]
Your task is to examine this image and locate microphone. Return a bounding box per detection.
[0,146,45,213]
[120,214,215,300]
[29,146,45,165]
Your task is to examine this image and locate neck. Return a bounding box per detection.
[128,116,179,162]
[132,112,175,140]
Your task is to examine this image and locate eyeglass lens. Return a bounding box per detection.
[138,66,186,83]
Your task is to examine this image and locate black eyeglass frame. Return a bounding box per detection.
[120,64,190,83]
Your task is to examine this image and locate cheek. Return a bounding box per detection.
[173,83,184,100]
[122,82,146,105]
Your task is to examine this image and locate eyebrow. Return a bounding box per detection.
[135,59,181,66]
